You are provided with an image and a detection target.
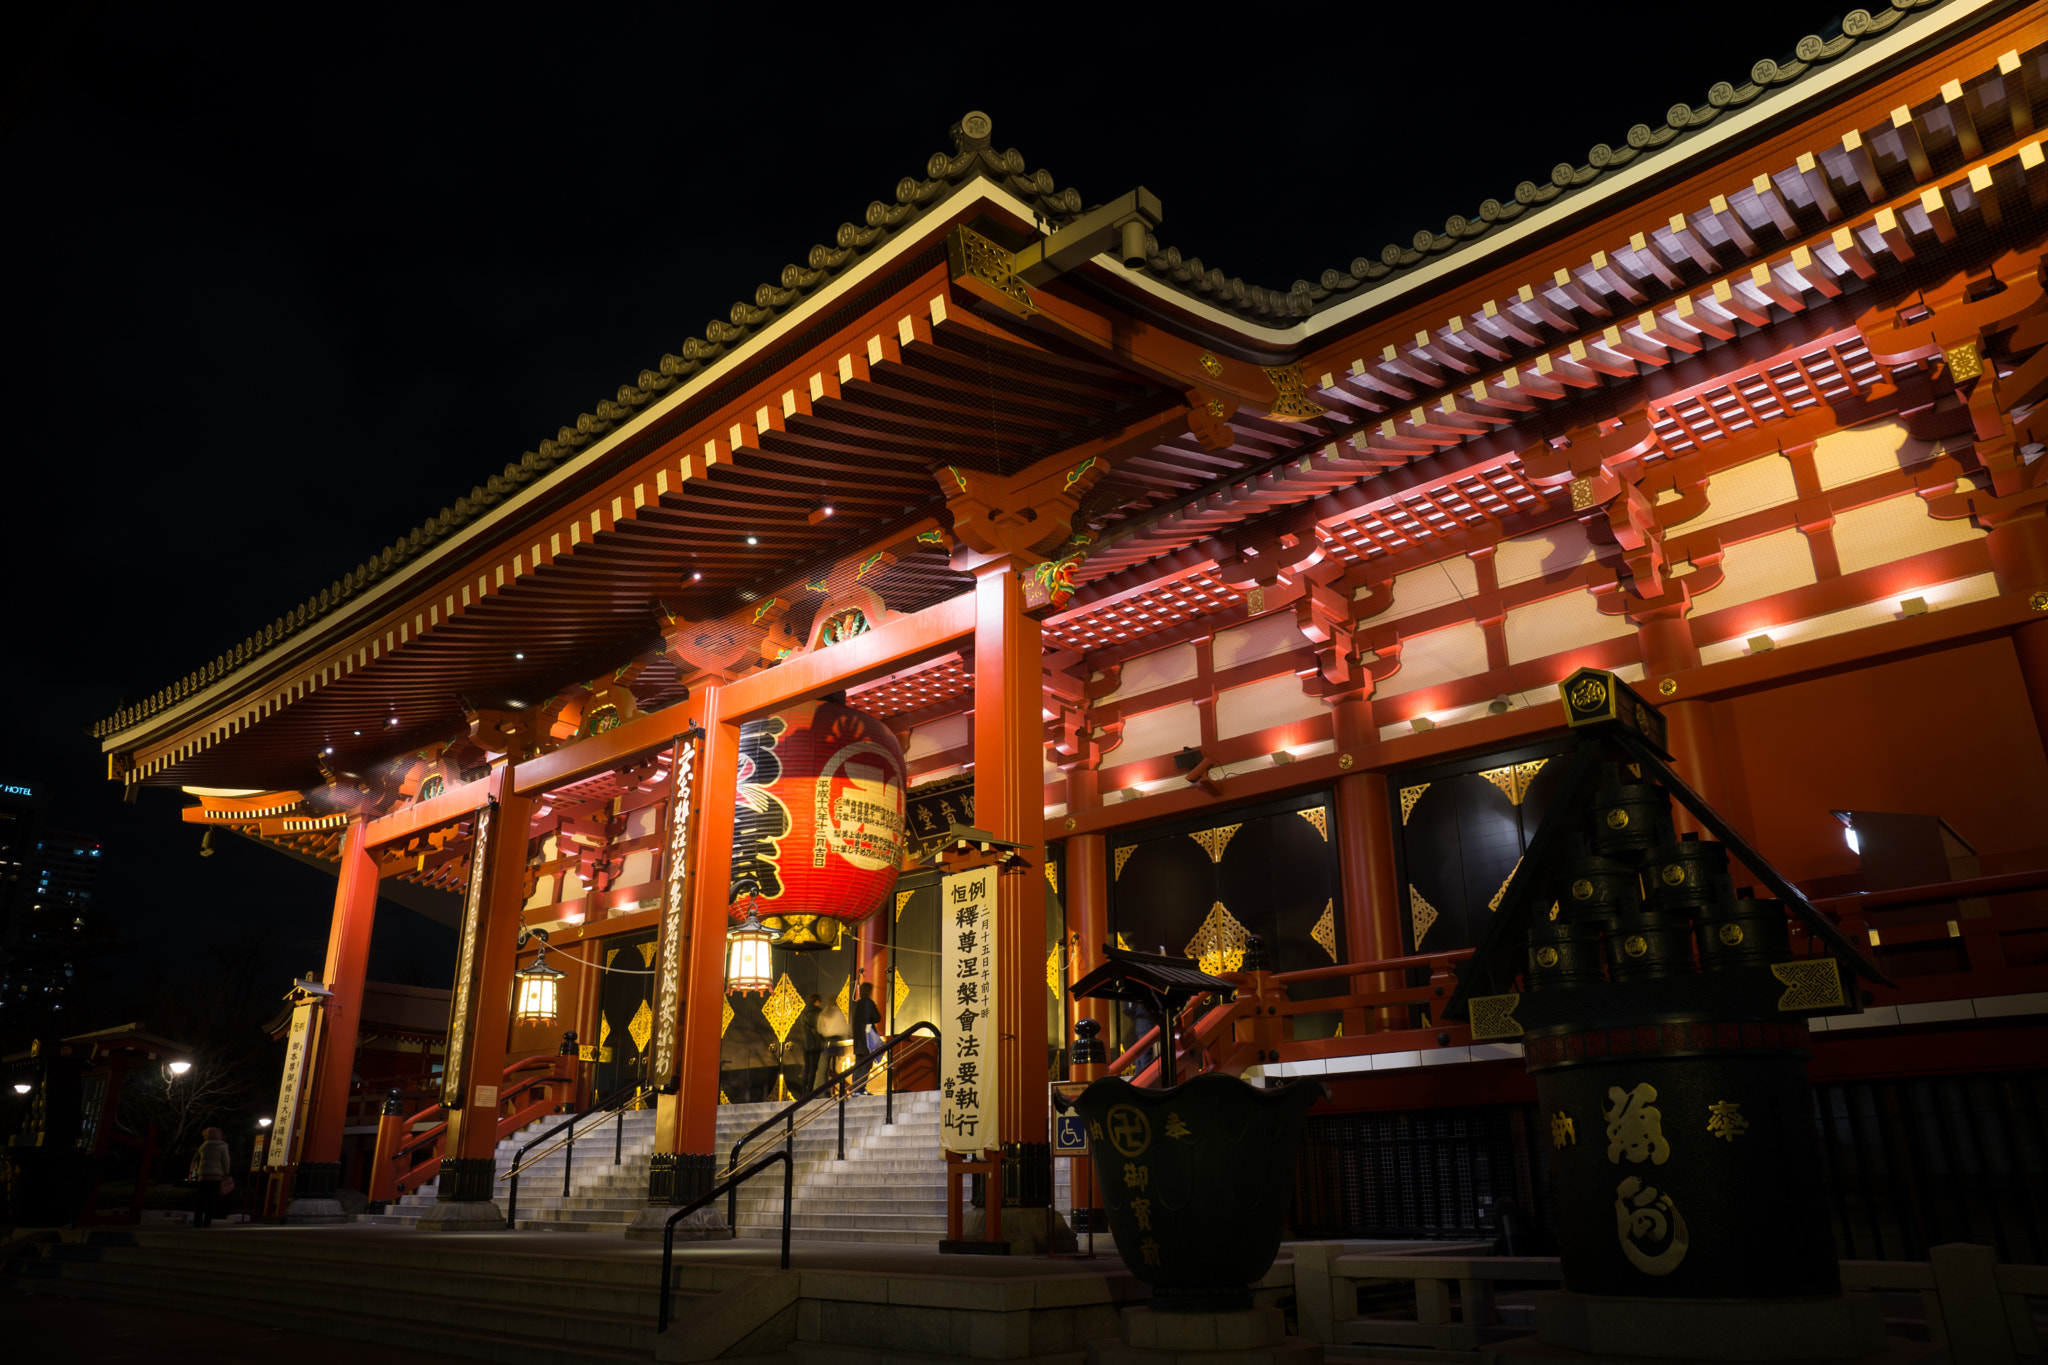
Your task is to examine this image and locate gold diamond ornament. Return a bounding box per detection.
[626,998,654,1054]
[762,973,806,1045]
[1184,902,1250,976]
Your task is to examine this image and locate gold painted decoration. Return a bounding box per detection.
[1476,760,1549,806]
[1114,845,1137,880]
[1045,861,1059,894]
[1488,856,1524,913]
[895,889,914,921]
[1399,784,1430,825]
[1944,340,1984,381]
[441,802,494,1108]
[637,941,656,968]
[719,1088,731,1104]
[1245,585,1266,616]
[1706,1101,1748,1142]
[720,997,735,1037]
[762,973,805,1045]
[892,968,910,1016]
[1570,477,1596,510]
[835,976,850,1016]
[627,998,654,1054]
[1189,824,1242,863]
[946,224,1036,316]
[1197,351,1223,378]
[1771,959,1845,1011]
[1297,807,1329,841]
[1184,902,1250,976]
[1260,362,1327,421]
[1409,884,1440,948]
[652,731,700,1090]
[1311,900,1338,962]
[1467,992,1523,1039]
[598,1013,611,1049]
[1116,933,1133,952]
[1047,947,1063,999]
[1551,1112,1577,1147]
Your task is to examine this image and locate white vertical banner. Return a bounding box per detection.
[938,868,999,1153]
[270,999,318,1168]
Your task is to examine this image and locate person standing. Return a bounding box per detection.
[849,980,883,1090]
[188,1126,233,1228]
[797,993,826,1095]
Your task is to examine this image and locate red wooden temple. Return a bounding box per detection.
[86,2,2048,1254]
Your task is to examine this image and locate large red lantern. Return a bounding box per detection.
[728,697,907,949]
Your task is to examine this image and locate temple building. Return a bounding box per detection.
[69,0,2048,1290]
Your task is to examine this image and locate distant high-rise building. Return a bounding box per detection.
[0,782,117,1046]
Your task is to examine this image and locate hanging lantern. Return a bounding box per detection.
[513,939,567,1027]
[725,897,779,994]
[729,696,908,950]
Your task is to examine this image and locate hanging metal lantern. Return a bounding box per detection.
[728,696,907,950]
[512,938,567,1027]
[725,897,779,994]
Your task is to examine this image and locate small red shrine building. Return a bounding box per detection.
[90,0,2048,1252]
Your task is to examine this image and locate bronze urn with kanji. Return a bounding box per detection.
[1072,1072,1324,1312]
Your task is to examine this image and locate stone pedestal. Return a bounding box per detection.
[962,1204,1075,1255]
[1087,1306,1319,1364]
[283,1160,348,1226]
[622,1151,730,1242]
[413,1155,503,1232]
[1532,1291,1890,1361]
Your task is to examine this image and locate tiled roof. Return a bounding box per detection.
[94,0,1950,738]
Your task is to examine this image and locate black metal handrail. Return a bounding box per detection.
[658,1149,792,1334]
[723,1021,938,1231]
[503,1080,646,1229]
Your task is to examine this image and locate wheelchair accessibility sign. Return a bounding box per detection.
[1050,1081,1089,1155]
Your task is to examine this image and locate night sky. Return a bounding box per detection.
[1,2,1853,1022]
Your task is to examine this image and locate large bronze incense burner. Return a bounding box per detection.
[1447,670,1891,1356]
[1068,945,1326,1311]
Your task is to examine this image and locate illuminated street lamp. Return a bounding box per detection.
[167,1060,192,1076]
[725,896,780,995]
[258,1117,273,1128]
[10,1083,29,1095]
[513,929,567,1027]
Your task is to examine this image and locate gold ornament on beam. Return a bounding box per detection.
[1184,901,1250,976]
[1261,362,1327,421]
[895,889,914,921]
[1114,845,1137,880]
[1297,807,1329,841]
[1311,900,1338,962]
[626,998,655,1054]
[835,976,850,1017]
[892,968,910,1016]
[762,973,806,1045]
[1410,885,1440,948]
[1189,824,1242,863]
[1046,947,1063,999]
[1399,784,1430,825]
[720,997,735,1037]
[1045,861,1059,894]
[1476,759,1549,806]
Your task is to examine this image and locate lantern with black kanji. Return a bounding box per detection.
[728,696,908,949]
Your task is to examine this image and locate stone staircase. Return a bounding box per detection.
[364,1091,949,1242]
[366,1105,663,1233]
[728,1091,946,1245]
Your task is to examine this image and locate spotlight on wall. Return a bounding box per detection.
[746,535,759,546]
[1748,635,1776,654]
[1411,717,1437,733]
[1117,787,1142,803]
[1832,810,1860,855]
[199,830,215,858]
[807,502,836,525]
[1487,695,1512,715]
[1269,750,1296,766]
[1900,597,1929,617]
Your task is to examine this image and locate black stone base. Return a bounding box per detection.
[1001,1141,1052,1208]
[294,1161,341,1199]
[438,1156,496,1203]
[1152,1284,1255,1314]
[939,1239,1011,1255]
[647,1151,716,1206]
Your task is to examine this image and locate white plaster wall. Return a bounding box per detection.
[1503,589,1634,663]
[1496,522,1596,588]
[904,712,970,762]
[1689,527,1817,614]
[1113,700,1203,765]
[1810,419,1942,491]
[1096,642,1199,703]
[1375,621,1490,699]
[1831,491,1984,576]
[1681,453,1798,531]
[1212,614,1301,671]
[1216,672,1326,739]
[1697,571,1999,664]
[1362,555,1480,625]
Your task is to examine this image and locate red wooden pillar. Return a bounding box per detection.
[292,817,378,1214]
[1986,512,2048,746]
[419,775,534,1229]
[975,559,1048,1149]
[1638,610,1722,831]
[1330,691,1401,1029]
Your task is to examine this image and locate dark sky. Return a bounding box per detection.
[0,2,1853,1021]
